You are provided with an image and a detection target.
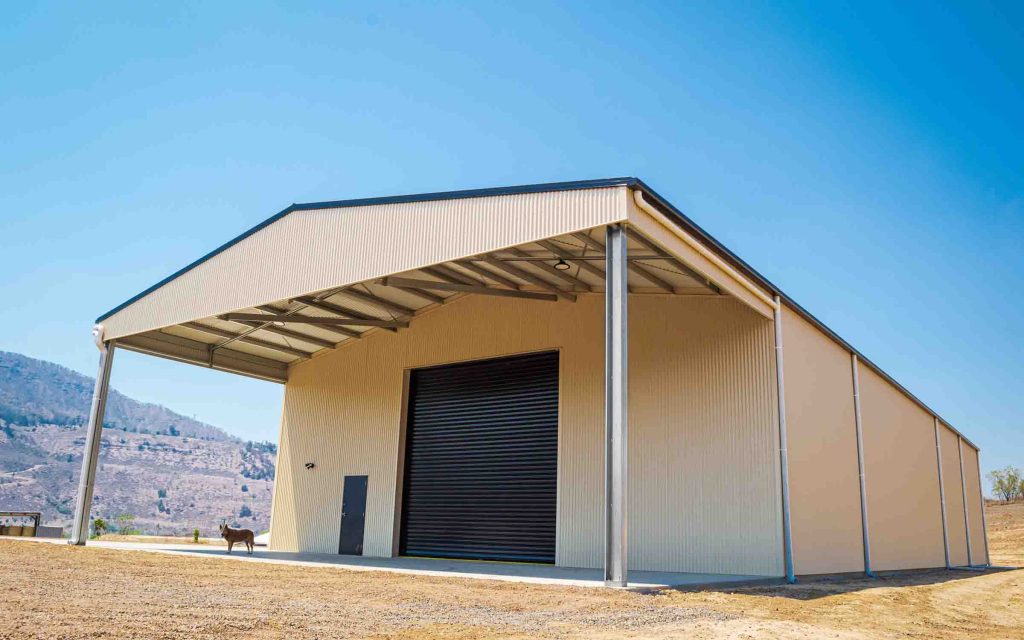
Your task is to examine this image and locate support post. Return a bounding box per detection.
[934,417,952,569]
[773,296,796,583]
[851,354,875,577]
[70,327,115,545]
[604,223,628,587]
[957,436,974,567]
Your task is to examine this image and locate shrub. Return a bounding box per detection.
[193,528,200,543]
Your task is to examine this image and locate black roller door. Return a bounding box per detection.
[399,351,558,563]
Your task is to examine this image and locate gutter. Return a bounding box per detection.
[631,190,778,311]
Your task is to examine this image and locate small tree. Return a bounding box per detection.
[92,518,108,538]
[193,528,200,543]
[115,513,139,535]
[988,466,1024,502]
[239,505,253,518]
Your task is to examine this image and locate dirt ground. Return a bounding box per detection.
[2,502,1023,639]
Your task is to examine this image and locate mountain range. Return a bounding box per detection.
[0,351,275,536]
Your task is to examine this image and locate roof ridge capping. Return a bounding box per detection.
[290,177,639,211]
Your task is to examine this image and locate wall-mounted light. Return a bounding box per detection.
[554,258,571,271]
[304,462,316,470]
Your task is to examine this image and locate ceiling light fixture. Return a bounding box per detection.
[554,258,571,271]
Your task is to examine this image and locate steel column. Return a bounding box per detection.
[773,296,796,583]
[70,329,115,545]
[957,436,974,567]
[934,417,952,569]
[851,354,875,577]
[604,224,628,587]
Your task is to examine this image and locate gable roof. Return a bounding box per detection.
[94,177,976,449]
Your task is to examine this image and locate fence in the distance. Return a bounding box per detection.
[0,511,63,538]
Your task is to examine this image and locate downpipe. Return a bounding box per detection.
[851,355,877,579]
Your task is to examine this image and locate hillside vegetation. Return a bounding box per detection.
[1,351,226,439]
[0,351,275,536]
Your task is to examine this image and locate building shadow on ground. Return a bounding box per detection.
[657,566,1020,600]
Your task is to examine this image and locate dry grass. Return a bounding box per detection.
[2,503,1023,639]
[94,534,226,545]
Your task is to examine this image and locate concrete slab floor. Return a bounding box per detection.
[13,537,778,590]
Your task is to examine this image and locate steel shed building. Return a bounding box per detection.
[72,178,989,586]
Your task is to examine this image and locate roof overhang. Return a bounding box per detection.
[94,177,977,450]
[106,178,747,382]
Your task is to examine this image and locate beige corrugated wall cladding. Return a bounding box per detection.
[939,425,968,567]
[962,446,988,563]
[101,187,628,339]
[270,293,783,576]
[780,306,865,575]
[859,365,946,571]
[629,296,782,575]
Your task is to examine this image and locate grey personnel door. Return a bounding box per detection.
[339,475,368,555]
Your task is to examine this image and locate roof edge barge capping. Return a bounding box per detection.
[94,177,639,324]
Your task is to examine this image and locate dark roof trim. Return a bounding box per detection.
[95,176,977,450]
[95,177,638,323]
[288,176,638,211]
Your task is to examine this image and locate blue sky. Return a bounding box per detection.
[1,2,1021,487]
